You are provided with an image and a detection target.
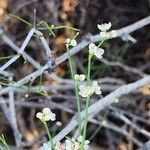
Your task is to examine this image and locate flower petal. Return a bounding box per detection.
[110,30,117,37]
[95,87,102,95]
[89,43,96,55]
[100,32,109,38]
[74,74,80,80]
[89,43,96,50]
[66,38,70,44]
[97,22,111,32]
[36,112,43,119]
[77,135,83,142]
[94,48,104,59]
[79,74,85,81]
[79,84,86,90]
[92,81,102,95]
[43,107,51,114]
[70,39,77,47]
[49,112,56,121]
[43,115,51,121]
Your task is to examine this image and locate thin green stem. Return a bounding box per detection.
[81,54,92,149]
[66,45,82,135]
[4,142,11,150]
[9,14,32,26]
[89,122,103,141]
[39,73,43,89]
[98,38,106,48]
[82,97,90,139]
[75,81,82,134]
[87,55,92,82]
[66,46,75,79]
[81,38,105,148]
[44,122,54,150]
[0,135,11,150]
[37,25,79,32]
[0,55,18,61]
[53,25,80,31]
[89,114,107,141]
[44,22,56,37]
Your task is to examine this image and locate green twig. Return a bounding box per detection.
[66,45,82,135]
[38,25,79,32]
[43,22,56,37]
[9,14,32,26]
[0,135,11,150]
[43,122,54,150]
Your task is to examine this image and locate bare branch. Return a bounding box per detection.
[41,75,150,148]
[56,16,150,65]
[0,28,35,72]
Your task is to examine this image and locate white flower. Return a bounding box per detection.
[55,142,65,150]
[97,22,117,38]
[36,107,56,122]
[36,112,43,120]
[114,98,119,103]
[89,43,104,59]
[110,30,117,37]
[83,140,90,150]
[65,139,79,150]
[77,135,83,143]
[43,107,51,114]
[64,136,90,150]
[97,22,111,32]
[74,74,85,81]
[100,30,117,38]
[92,81,102,95]
[66,38,77,47]
[56,121,62,126]
[79,81,102,98]
[101,120,107,126]
[100,32,109,38]
[89,43,97,55]
[77,136,90,150]
[72,142,79,150]
[79,84,94,98]
[42,143,51,150]
[65,139,72,150]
